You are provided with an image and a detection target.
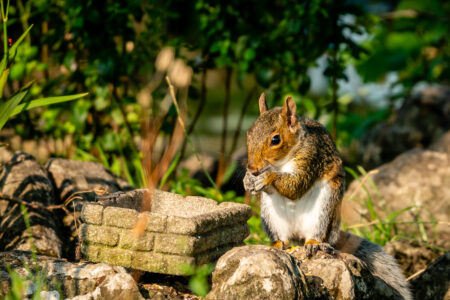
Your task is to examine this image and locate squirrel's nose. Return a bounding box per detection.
[247,166,261,176]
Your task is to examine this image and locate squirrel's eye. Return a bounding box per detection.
[270,134,281,146]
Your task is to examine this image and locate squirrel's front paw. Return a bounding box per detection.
[253,173,267,192]
[244,171,274,194]
[254,172,275,192]
[243,171,256,192]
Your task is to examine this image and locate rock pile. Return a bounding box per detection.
[0,149,448,299]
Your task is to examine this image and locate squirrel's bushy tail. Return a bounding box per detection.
[354,238,412,300]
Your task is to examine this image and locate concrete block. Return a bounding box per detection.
[81,204,104,225]
[154,233,196,255]
[132,252,166,273]
[80,188,252,276]
[120,231,154,251]
[103,206,138,228]
[79,224,119,247]
[98,247,133,268]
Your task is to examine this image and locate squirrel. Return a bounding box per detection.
[244,93,412,300]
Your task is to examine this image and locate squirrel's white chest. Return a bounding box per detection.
[260,180,332,241]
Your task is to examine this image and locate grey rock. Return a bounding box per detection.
[206,245,304,300]
[45,158,134,205]
[409,251,450,300]
[358,85,450,169]
[0,152,63,257]
[0,146,12,164]
[430,130,450,154]
[207,245,407,300]
[0,250,143,299]
[343,148,450,249]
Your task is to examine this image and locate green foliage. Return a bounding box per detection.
[0,0,86,132]
[0,85,29,129]
[245,215,271,245]
[358,0,450,90]
[2,0,376,176]
[1,0,446,177]
[192,0,368,96]
[182,263,214,297]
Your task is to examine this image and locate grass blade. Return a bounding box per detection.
[10,93,88,117]
[0,68,9,96]
[159,152,181,189]
[95,142,110,168]
[0,88,29,130]
[0,24,33,73]
[345,166,360,181]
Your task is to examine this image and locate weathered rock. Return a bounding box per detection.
[430,130,450,154]
[206,245,304,300]
[385,240,442,277]
[207,245,403,300]
[343,148,450,249]
[0,250,143,299]
[357,85,450,169]
[0,146,12,164]
[0,152,63,257]
[409,251,450,300]
[45,158,134,205]
[81,189,252,276]
[44,158,134,260]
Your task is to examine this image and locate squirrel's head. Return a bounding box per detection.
[246,93,300,175]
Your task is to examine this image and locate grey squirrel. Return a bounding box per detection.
[244,93,412,300]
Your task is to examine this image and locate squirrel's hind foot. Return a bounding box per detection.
[272,240,290,250]
[304,240,336,258]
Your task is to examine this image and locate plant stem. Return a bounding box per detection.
[166,76,220,194]
[178,65,208,162]
[16,0,30,44]
[1,0,8,68]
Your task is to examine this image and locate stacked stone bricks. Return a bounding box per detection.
[80,189,252,276]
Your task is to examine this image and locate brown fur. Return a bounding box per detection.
[246,95,344,245]
[335,231,362,254]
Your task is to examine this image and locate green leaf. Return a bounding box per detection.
[9,62,25,80]
[0,68,9,97]
[159,152,181,189]
[0,24,34,74]
[0,88,30,130]
[387,206,413,222]
[10,93,88,117]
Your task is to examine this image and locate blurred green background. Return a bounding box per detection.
[1,0,448,194]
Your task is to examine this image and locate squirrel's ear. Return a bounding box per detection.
[259,93,268,115]
[283,96,297,131]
